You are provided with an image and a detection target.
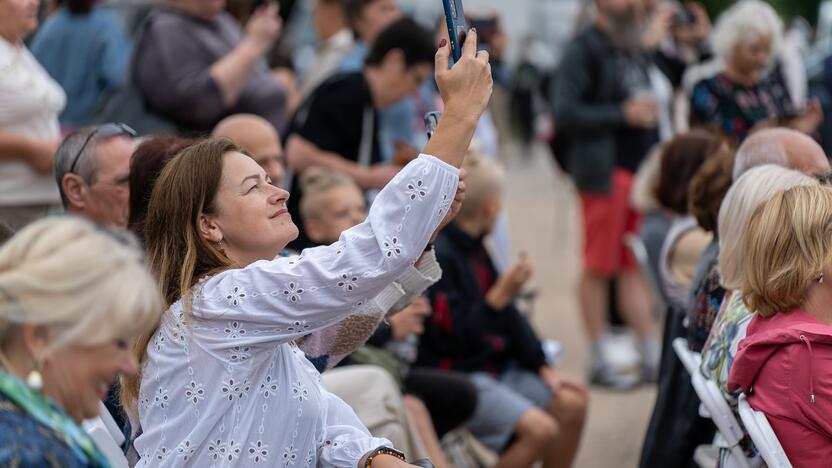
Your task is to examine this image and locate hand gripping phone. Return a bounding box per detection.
[442,0,468,63]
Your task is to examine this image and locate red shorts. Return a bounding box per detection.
[579,169,641,276]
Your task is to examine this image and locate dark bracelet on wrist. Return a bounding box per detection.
[364,446,406,468]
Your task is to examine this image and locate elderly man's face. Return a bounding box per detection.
[82,136,132,228]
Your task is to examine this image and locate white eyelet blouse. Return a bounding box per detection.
[134,154,459,467]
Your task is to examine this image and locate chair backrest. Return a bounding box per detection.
[737,394,793,468]
[674,336,751,468]
[83,403,129,468]
[672,337,701,375]
[625,234,667,312]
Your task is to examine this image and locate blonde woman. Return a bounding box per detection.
[124,33,492,468]
[729,185,832,464]
[698,165,817,467]
[0,217,162,466]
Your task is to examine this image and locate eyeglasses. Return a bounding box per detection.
[68,123,137,174]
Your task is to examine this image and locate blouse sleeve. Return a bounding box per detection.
[299,250,442,372]
[192,154,458,350]
[317,390,392,468]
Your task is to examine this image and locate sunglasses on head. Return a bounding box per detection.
[68,123,137,174]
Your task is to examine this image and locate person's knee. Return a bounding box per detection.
[515,408,559,449]
[549,386,589,427]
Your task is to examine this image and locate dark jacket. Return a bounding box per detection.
[553,25,635,194]
[417,223,546,375]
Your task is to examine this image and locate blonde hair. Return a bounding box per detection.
[711,0,782,62]
[457,155,506,221]
[718,165,817,289]
[0,217,162,355]
[298,168,360,221]
[742,185,832,317]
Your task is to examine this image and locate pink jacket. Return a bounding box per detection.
[728,309,832,467]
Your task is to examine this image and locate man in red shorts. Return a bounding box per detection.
[553,0,661,388]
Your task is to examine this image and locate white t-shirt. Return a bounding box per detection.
[0,37,65,206]
[134,155,460,467]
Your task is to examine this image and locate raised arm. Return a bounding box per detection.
[423,29,493,169]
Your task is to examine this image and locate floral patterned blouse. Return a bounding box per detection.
[134,155,459,467]
[690,72,795,144]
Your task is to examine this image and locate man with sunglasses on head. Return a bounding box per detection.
[53,123,136,228]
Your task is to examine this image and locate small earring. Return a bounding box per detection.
[26,359,43,391]
[216,241,227,257]
[818,274,825,285]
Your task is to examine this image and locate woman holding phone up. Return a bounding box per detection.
[123,31,491,468]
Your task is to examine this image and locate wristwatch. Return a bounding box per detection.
[364,446,407,467]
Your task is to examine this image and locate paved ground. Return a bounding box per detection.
[501,143,657,468]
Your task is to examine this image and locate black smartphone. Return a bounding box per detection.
[442,0,468,63]
[424,111,442,140]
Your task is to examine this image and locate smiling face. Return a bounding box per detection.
[42,338,136,423]
[199,151,298,266]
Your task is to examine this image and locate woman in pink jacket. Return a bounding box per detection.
[729,184,832,465]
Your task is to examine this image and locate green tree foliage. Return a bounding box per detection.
[698,0,823,26]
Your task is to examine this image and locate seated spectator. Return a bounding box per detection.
[300,0,355,99]
[30,0,131,129]
[653,130,724,309]
[53,123,137,228]
[0,0,66,231]
[285,17,435,248]
[729,185,832,464]
[298,168,477,467]
[128,135,196,243]
[419,156,588,468]
[132,0,289,133]
[689,0,821,145]
[685,150,734,352]
[123,34,489,467]
[631,144,672,295]
[0,217,162,466]
[212,114,285,186]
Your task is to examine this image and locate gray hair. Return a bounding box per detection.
[733,131,789,181]
[53,127,100,208]
[711,0,782,62]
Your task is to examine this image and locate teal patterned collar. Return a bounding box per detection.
[0,371,110,467]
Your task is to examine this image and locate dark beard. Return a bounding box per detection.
[606,12,645,51]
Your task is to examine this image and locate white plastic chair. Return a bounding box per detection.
[673,337,750,467]
[737,394,793,468]
[672,337,701,376]
[83,402,128,468]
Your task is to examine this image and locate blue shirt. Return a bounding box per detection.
[31,7,131,128]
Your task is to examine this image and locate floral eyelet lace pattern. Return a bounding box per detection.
[134,155,459,467]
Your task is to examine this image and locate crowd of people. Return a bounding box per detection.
[0,0,831,465]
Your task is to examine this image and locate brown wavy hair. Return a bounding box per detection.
[654,130,724,215]
[121,138,238,416]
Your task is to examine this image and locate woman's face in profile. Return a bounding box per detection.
[204,152,298,266]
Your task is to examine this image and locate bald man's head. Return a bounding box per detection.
[734,128,829,180]
[212,114,285,186]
